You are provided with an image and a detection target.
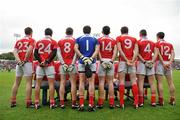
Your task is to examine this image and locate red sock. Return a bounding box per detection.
[89,94,94,106]
[109,97,114,105]
[159,97,164,105]
[98,98,104,105]
[72,100,76,105]
[139,96,144,105]
[60,100,64,105]
[132,84,139,105]
[11,97,16,104]
[26,99,32,106]
[119,84,125,105]
[151,92,156,104]
[35,99,39,105]
[79,96,84,106]
[50,99,55,105]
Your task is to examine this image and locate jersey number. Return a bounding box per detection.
[17,42,28,53]
[124,39,132,49]
[161,46,170,56]
[64,42,71,53]
[38,43,51,54]
[102,41,112,51]
[144,43,151,53]
[86,40,89,51]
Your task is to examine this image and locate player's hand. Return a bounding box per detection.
[62,64,69,72]
[84,57,93,65]
[163,62,171,70]
[17,60,25,66]
[68,64,75,72]
[101,61,108,69]
[80,56,89,64]
[107,60,113,69]
[145,61,153,69]
[39,62,46,67]
[127,60,133,66]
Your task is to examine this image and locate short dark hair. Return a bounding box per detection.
[102,26,110,35]
[83,25,91,34]
[121,26,128,34]
[157,32,165,39]
[24,27,33,35]
[140,29,147,36]
[66,27,73,35]
[45,28,53,36]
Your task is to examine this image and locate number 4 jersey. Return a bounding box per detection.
[58,36,76,65]
[14,36,36,62]
[138,38,155,61]
[116,35,137,61]
[35,36,58,65]
[98,35,116,59]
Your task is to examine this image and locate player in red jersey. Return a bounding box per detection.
[97,26,117,109]
[34,28,58,109]
[137,29,157,107]
[57,27,78,109]
[155,32,175,106]
[116,26,139,109]
[10,27,35,108]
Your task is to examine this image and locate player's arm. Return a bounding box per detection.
[74,43,83,58]
[91,44,100,59]
[34,49,42,63]
[111,45,117,61]
[169,49,175,63]
[138,54,145,63]
[117,42,128,62]
[132,43,139,62]
[57,47,65,64]
[71,53,77,64]
[24,41,35,61]
[13,48,21,62]
[151,47,158,63]
[46,48,57,64]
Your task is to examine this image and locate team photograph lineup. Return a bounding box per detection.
[10,25,175,112]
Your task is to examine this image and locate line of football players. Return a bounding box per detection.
[10,26,175,111]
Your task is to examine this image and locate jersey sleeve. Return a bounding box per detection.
[35,41,39,49]
[52,40,58,49]
[75,37,80,44]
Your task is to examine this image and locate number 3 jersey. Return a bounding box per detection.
[35,36,58,64]
[14,36,36,62]
[76,34,99,64]
[116,35,137,61]
[58,36,76,65]
[138,38,155,61]
[155,40,174,61]
[98,35,116,59]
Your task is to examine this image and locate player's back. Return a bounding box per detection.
[156,40,173,61]
[36,37,57,62]
[116,35,137,61]
[138,39,155,61]
[98,36,116,59]
[58,36,75,65]
[76,34,98,57]
[14,37,35,62]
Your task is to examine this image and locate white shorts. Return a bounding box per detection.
[59,65,77,74]
[78,63,96,73]
[16,62,33,77]
[118,61,136,73]
[36,66,55,79]
[155,61,172,76]
[136,61,155,75]
[98,63,114,76]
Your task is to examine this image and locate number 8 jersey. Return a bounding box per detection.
[58,36,76,65]
[116,35,137,61]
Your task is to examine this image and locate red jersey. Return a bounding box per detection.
[35,36,58,65]
[98,36,116,59]
[14,36,35,62]
[138,38,155,61]
[156,40,174,61]
[116,35,137,61]
[58,36,76,65]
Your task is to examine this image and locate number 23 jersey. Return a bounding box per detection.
[58,36,76,65]
[116,35,137,61]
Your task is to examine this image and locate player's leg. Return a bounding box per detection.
[165,73,175,105]
[59,73,66,108]
[69,73,78,108]
[137,74,145,107]
[148,75,156,106]
[34,77,42,109]
[107,75,115,108]
[10,65,23,107]
[88,73,95,107]
[156,74,164,105]
[23,62,34,108]
[78,73,85,110]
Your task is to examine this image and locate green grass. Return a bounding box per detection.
[0,70,180,120]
